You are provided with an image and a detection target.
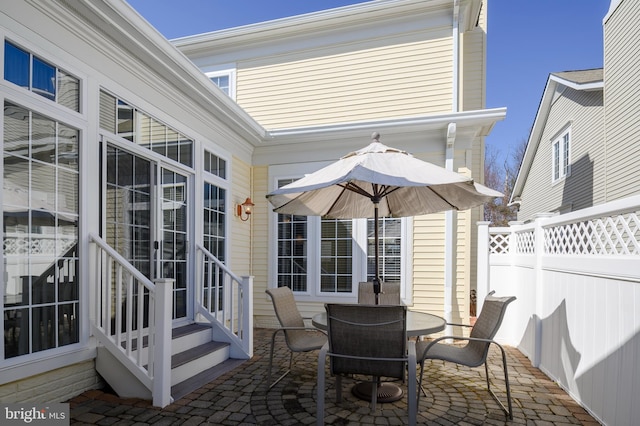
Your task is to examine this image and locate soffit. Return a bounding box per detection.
[254,107,506,166]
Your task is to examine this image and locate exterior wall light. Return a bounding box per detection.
[236,197,255,221]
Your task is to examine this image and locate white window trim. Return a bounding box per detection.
[268,163,412,304]
[551,126,571,184]
[204,68,236,100]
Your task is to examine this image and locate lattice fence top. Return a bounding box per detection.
[545,212,640,255]
[488,211,640,256]
[489,233,509,254]
[516,231,535,254]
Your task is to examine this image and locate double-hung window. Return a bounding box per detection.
[552,127,571,182]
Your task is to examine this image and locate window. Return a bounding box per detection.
[99,90,193,167]
[320,219,353,293]
[205,70,235,99]
[552,128,571,182]
[277,179,308,291]
[272,170,407,299]
[4,40,80,112]
[204,150,226,179]
[3,102,80,358]
[367,218,401,284]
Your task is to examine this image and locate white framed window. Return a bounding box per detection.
[269,164,410,302]
[205,69,236,99]
[4,40,80,112]
[552,127,571,182]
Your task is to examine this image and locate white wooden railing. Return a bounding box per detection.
[195,244,253,359]
[89,233,172,407]
[477,194,640,426]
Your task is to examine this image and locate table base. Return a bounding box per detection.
[351,382,403,402]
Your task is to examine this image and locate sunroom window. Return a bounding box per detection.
[4,40,80,112]
[3,102,80,358]
[99,90,193,168]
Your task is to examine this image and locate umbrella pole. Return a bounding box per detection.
[373,200,380,305]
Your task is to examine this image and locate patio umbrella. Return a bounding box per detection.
[266,133,503,303]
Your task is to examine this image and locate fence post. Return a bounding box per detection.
[476,221,491,313]
[153,278,174,408]
[531,213,555,368]
[241,276,254,357]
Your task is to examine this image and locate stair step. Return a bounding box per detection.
[171,358,247,401]
[171,340,228,369]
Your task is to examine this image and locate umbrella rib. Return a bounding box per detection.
[339,182,373,199]
[327,185,350,215]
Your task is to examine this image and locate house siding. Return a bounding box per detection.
[236,37,454,129]
[604,0,640,201]
[517,88,604,221]
[0,361,102,403]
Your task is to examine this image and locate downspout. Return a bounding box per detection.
[444,0,461,335]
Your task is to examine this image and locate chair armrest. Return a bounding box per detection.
[420,335,505,358]
[445,322,472,328]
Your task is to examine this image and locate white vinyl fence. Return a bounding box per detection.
[478,195,640,426]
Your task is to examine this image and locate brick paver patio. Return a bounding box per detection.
[69,328,600,425]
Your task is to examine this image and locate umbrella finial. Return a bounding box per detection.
[371,132,381,142]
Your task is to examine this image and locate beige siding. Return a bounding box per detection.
[236,37,453,129]
[0,361,102,403]
[230,157,252,276]
[461,2,486,111]
[604,0,640,201]
[518,88,604,221]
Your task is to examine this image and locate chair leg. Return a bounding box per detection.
[317,345,328,426]
[417,360,427,403]
[267,329,292,390]
[484,343,513,420]
[370,377,378,414]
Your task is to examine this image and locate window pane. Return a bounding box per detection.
[32,56,56,101]
[58,124,79,171]
[57,69,79,112]
[117,100,134,141]
[31,112,56,164]
[3,103,29,157]
[4,41,29,88]
[99,91,117,133]
[367,218,401,283]
[320,218,352,293]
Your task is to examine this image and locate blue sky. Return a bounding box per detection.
[127,0,610,166]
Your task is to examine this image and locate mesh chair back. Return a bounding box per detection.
[266,286,307,349]
[358,281,401,305]
[466,293,516,365]
[326,304,407,379]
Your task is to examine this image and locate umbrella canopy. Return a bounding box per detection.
[267,137,502,219]
[266,134,503,302]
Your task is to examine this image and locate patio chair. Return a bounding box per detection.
[317,304,417,425]
[265,286,327,390]
[416,291,516,419]
[358,281,401,305]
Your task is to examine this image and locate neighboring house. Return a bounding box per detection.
[0,0,504,406]
[511,0,640,221]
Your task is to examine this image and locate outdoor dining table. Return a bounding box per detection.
[312,310,446,402]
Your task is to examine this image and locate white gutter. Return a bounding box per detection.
[443,0,461,334]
